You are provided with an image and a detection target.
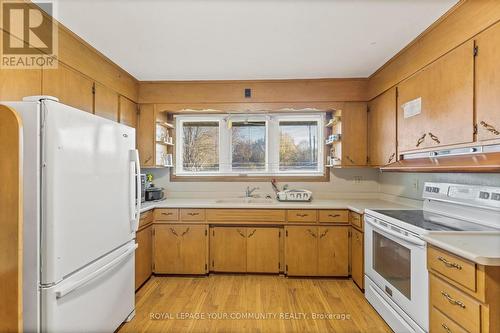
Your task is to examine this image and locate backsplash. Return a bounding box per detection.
[379,172,500,200]
[143,168,381,199]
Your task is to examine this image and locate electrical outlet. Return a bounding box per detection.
[412,178,420,190]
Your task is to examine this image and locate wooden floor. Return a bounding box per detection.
[119,275,391,333]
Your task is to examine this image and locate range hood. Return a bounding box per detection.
[381,145,500,173]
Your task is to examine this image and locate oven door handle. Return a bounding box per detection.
[365,218,426,247]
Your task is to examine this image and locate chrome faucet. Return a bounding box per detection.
[245,186,259,198]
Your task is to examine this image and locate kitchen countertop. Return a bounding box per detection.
[423,232,500,266]
[140,198,417,214]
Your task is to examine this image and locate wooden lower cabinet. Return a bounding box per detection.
[153,224,208,274]
[135,225,152,290]
[350,227,364,289]
[211,227,247,272]
[285,226,349,277]
[246,228,280,273]
[210,226,281,273]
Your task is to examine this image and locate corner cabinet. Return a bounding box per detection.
[475,22,500,143]
[397,40,474,153]
[285,226,349,276]
[367,88,397,166]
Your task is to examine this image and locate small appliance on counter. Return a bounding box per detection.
[145,187,165,201]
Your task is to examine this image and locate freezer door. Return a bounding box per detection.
[41,241,136,332]
[41,100,138,284]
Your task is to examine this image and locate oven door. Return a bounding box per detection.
[364,215,428,331]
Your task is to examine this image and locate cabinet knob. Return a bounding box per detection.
[387,153,396,164]
[479,121,500,135]
[236,229,246,238]
[416,133,426,147]
[428,132,441,144]
[181,227,190,237]
[169,228,178,237]
[247,229,257,238]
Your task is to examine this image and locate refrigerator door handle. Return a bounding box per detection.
[55,243,138,299]
[130,149,141,233]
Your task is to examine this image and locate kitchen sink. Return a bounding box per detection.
[215,197,276,204]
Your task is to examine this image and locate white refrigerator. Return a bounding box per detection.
[2,96,141,332]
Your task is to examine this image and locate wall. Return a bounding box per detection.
[380,172,500,201]
[145,167,381,199]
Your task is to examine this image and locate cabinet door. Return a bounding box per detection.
[154,224,207,274]
[119,96,138,128]
[368,88,397,166]
[285,226,317,276]
[350,227,364,289]
[94,83,119,121]
[246,227,280,273]
[341,103,368,166]
[42,62,93,113]
[0,68,41,100]
[137,104,155,167]
[397,41,474,152]
[211,227,247,272]
[318,226,349,276]
[476,22,500,142]
[135,225,152,290]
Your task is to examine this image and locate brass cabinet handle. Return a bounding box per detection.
[319,229,329,238]
[355,233,360,241]
[187,212,199,216]
[145,156,152,163]
[170,228,178,237]
[162,212,173,216]
[441,323,451,333]
[346,156,355,164]
[236,229,246,238]
[438,256,462,270]
[247,229,256,238]
[387,152,396,164]
[480,121,500,135]
[306,229,317,238]
[416,133,426,147]
[296,213,309,218]
[441,291,466,308]
[181,227,190,237]
[328,214,340,218]
[428,132,441,144]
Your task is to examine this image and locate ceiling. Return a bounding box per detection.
[53,0,458,81]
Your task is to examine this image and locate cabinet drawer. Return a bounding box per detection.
[428,246,476,291]
[430,306,468,333]
[349,211,363,230]
[287,210,317,223]
[430,274,480,333]
[154,208,179,221]
[318,210,348,223]
[180,209,205,221]
[138,210,153,229]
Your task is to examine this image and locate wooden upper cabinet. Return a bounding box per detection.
[119,96,138,128]
[42,62,93,113]
[475,22,500,142]
[338,103,368,166]
[368,88,397,166]
[0,69,41,101]
[137,104,156,167]
[397,41,474,153]
[94,83,119,121]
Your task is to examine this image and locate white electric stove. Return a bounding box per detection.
[364,182,500,333]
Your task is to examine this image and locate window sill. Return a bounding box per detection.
[170,173,330,182]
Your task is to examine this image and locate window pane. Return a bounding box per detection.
[182,121,219,172]
[231,121,266,171]
[279,121,318,171]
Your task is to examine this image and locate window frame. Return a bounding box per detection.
[174,113,325,179]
